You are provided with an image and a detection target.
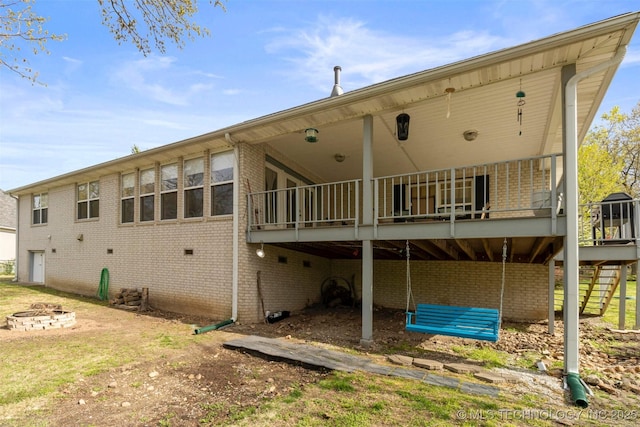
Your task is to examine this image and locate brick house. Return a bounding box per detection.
[0,189,17,270]
[8,14,640,377]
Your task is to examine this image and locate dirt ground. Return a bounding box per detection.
[3,302,640,426]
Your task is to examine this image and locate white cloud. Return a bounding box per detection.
[111,56,215,106]
[222,89,242,95]
[621,46,640,66]
[265,16,510,92]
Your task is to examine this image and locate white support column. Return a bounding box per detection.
[361,240,374,346]
[562,46,626,375]
[549,260,555,335]
[619,265,627,330]
[361,114,374,346]
[362,115,374,225]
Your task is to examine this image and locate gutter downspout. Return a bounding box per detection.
[226,133,240,323]
[10,194,19,282]
[563,45,626,406]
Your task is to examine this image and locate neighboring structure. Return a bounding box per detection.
[8,14,640,383]
[0,189,17,273]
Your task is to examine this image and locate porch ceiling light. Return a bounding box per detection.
[463,129,478,141]
[256,242,265,258]
[396,113,410,141]
[304,128,319,143]
[334,153,346,162]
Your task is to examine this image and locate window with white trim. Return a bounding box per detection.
[77,181,99,219]
[210,151,234,216]
[160,164,178,220]
[139,168,155,222]
[32,193,48,225]
[437,178,472,214]
[121,173,135,223]
[184,157,204,218]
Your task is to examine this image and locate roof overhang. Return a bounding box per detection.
[9,12,639,195]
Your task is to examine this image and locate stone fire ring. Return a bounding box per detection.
[6,310,76,331]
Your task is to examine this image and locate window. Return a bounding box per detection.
[184,157,204,218]
[161,164,178,220]
[121,173,135,223]
[139,168,155,221]
[32,193,48,225]
[211,152,234,215]
[437,179,472,214]
[264,167,278,223]
[77,181,99,219]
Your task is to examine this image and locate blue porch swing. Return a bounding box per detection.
[404,239,507,342]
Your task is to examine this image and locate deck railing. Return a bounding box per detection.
[374,154,563,223]
[578,198,639,246]
[248,179,361,229]
[247,154,562,230]
[248,154,565,231]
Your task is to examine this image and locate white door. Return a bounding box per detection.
[31,251,45,283]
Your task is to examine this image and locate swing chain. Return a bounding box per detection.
[499,238,507,328]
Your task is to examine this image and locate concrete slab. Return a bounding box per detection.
[413,358,444,370]
[444,363,485,374]
[388,354,413,366]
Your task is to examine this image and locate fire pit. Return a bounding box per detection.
[6,303,76,331]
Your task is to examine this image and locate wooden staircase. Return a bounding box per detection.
[579,266,621,316]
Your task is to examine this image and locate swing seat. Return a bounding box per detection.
[406,304,500,342]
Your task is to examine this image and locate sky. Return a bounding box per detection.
[1,0,639,191]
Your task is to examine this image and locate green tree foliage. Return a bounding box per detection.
[0,0,66,83]
[1,0,225,83]
[98,0,225,56]
[578,142,624,204]
[583,102,640,199]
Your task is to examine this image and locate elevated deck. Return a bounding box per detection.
[247,153,639,264]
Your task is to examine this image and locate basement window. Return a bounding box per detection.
[278,256,287,264]
[184,249,194,255]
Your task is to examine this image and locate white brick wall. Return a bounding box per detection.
[16,141,551,324]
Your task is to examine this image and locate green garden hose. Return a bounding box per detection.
[97,268,109,301]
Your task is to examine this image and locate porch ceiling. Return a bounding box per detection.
[248,14,638,183]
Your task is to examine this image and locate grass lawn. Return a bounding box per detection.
[1,280,609,427]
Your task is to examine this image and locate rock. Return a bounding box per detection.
[147,386,154,391]
[108,381,117,388]
[149,371,159,378]
[583,375,601,386]
[387,354,413,366]
[121,401,131,407]
[90,391,99,397]
[188,374,195,380]
[598,382,619,395]
[78,399,86,405]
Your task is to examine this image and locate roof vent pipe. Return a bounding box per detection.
[330,66,344,97]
